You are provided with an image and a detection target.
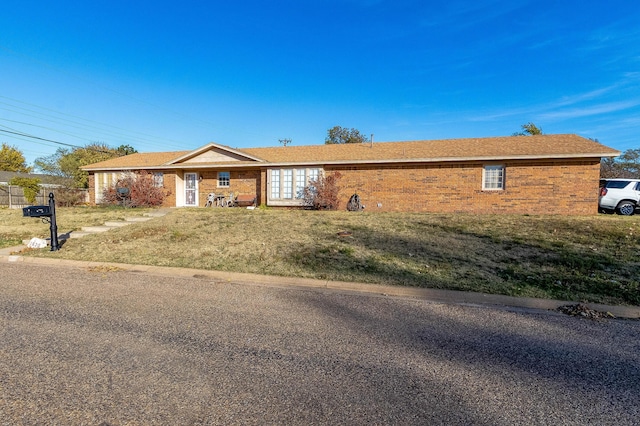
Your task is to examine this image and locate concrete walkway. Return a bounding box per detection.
[22,209,170,243]
[2,209,639,320]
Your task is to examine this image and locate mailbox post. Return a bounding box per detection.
[48,192,59,251]
[22,192,60,251]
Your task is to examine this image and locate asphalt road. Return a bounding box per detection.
[1,262,639,425]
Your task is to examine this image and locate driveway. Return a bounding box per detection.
[1,262,639,425]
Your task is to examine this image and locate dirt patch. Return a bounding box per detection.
[86,265,125,273]
[557,303,615,319]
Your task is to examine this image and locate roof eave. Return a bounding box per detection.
[82,151,618,172]
[263,152,618,167]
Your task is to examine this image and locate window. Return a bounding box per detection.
[218,171,230,187]
[269,168,322,202]
[308,168,319,183]
[605,180,631,189]
[152,172,164,188]
[270,170,280,199]
[95,172,121,203]
[483,165,505,190]
[296,169,306,198]
[283,169,293,199]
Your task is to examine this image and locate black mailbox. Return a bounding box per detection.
[23,205,51,218]
[23,193,59,251]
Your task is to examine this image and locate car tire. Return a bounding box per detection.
[616,201,636,216]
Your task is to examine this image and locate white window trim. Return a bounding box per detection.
[152,172,164,188]
[482,165,505,190]
[267,167,322,206]
[217,171,230,188]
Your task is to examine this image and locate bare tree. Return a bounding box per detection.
[601,148,640,178]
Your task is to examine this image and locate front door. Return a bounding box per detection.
[184,173,198,206]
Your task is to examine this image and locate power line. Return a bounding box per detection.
[0,117,97,143]
[0,127,113,153]
[0,44,223,133]
[0,115,159,150]
[0,44,272,146]
[0,45,218,160]
[0,129,57,149]
[0,96,189,150]
[0,43,263,142]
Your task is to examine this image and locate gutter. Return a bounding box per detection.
[82,151,620,172]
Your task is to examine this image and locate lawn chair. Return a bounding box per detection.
[224,192,235,207]
[205,192,216,207]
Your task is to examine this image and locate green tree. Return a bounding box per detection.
[513,122,543,136]
[34,143,134,188]
[0,143,31,172]
[116,144,138,155]
[325,126,368,144]
[9,176,40,203]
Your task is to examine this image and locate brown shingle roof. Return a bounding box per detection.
[82,134,619,171]
[243,134,619,163]
[0,171,70,185]
[82,150,190,170]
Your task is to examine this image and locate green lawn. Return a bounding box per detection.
[4,207,640,306]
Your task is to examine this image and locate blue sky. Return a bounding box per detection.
[1,0,639,166]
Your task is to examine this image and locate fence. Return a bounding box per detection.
[0,185,89,208]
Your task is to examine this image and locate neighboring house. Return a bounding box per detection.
[0,171,65,187]
[81,134,620,215]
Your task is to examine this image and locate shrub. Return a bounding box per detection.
[9,177,40,204]
[52,188,88,207]
[101,170,168,208]
[303,171,342,210]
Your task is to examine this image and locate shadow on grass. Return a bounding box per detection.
[285,221,640,305]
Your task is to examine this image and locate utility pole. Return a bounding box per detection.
[279,138,292,147]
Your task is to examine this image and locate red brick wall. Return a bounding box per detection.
[91,159,602,215]
[87,171,178,207]
[197,169,260,205]
[258,169,267,206]
[232,169,261,197]
[162,172,177,207]
[87,174,96,204]
[325,159,601,215]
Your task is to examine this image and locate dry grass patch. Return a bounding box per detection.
[0,206,153,248]
[21,208,640,306]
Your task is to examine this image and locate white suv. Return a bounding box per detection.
[599,179,640,215]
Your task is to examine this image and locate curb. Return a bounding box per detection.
[2,248,639,319]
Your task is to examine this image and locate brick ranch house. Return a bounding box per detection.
[82,134,620,215]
